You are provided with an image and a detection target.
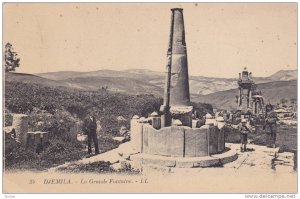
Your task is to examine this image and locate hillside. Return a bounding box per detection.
[268,70,297,81]
[5,72,71,89]
[196,80,297,110]
[6,69,296,101]
[36,69,296,95]
[61,76,163,96]
[4,80,212,125]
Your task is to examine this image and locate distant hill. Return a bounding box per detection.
[61,76,163,96]
[35,71,84,81]
[268,70,297,81]
[6,69,296,104]
[36,69,297,96]
[5,72,71,89]
[196,80,297,110]
[5,72,163,96]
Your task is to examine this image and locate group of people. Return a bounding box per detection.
[238,103,279,152]
[81,103,279,155]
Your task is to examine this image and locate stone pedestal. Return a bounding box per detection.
[192,119,202,128]
[130,116,144,152]
[170,106,193,127]
[12,114,28,145]
[26,131,49,152]
[150,112,161,130]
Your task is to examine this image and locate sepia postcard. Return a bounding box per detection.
[2,2,298,194]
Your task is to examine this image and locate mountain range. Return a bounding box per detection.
[5,69,297,109]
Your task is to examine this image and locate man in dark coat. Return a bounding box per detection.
[264,104,279,148]
[82,113,99,155]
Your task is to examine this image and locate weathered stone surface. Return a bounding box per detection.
[193,158,220,167]
[141,124,148,154]
[172,119,182,126]
[218,129,225,153]
[205,118,216,125]
[142,157,176,167]
[144,126,185,157]
[175,161,194,168]
[218,152,238,165]
[130,147,237,168]
[113,136,126,142]
[145,126,167,155]
[12,114,28,145]
[130,119,143,152]
[27,131,48,139]
[184,128,209,157]
[151,117,161,130]
[192,119,199,128]
[170,106,193,114]
[4,126,15,134]
[166,8,190,107]
[168,126,185,157]
[4,127,18,151]
[209,126,219,154]
[26,131,49,151]
[170,106,192,127]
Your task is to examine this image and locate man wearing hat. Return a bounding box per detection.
[82,111,99,155]
[239,119,251,152]
[264,104,279,148]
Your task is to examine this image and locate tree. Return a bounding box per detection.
[4,42,20,72]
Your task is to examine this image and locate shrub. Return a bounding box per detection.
[5,145,41,170]
[4,80,214,171]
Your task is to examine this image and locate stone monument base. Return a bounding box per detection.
[129,146,237,168]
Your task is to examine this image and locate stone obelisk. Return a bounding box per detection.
[169,8,190,106]
[161,8,192,127]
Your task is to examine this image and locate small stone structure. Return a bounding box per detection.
[237,68,265,115]
[12,114,28,145]
[27,131,49,151]
[4,114,49,152]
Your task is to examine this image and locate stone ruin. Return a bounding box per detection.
[129,8,237,168]
[238,67,265,116]
[4,114,49,152]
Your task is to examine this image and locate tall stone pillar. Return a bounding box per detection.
[162,8,191,127]
[238,88,242,107]
[248,90,252,108]
[169,8,190,106]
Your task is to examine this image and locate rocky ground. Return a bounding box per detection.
[4,142,297,193]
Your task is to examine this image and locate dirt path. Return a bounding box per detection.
[49,142,295,174]
[4,142,297,193]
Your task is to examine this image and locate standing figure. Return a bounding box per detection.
[264,104,278,148]
[239,119,251,152]
[82,112,99,155]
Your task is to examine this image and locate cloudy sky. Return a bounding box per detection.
[3,3,297,78]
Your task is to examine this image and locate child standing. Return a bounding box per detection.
[239,119,251,152]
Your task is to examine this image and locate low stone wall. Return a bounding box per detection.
[5,114,49,152]
[27,131,49,152]
[131,120,225,157]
